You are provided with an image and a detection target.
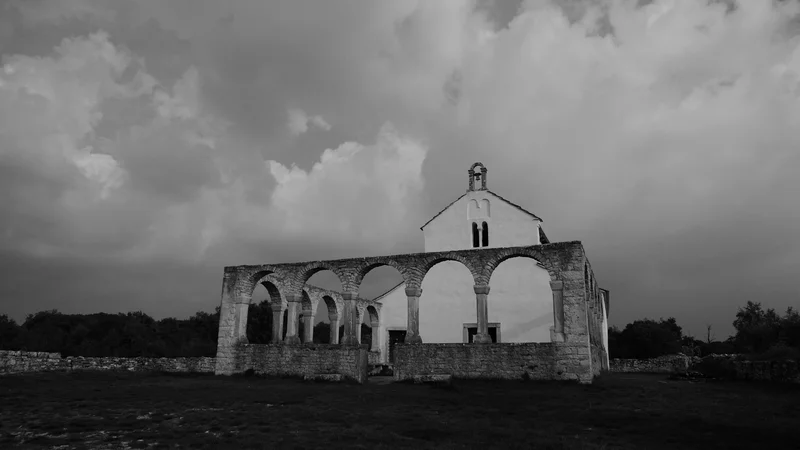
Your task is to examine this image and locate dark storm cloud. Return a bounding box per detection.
[1,0,799,341]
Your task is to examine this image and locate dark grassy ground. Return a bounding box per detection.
[0,372,798,449]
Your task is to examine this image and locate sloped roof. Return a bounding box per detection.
[373,280,406,303]
[539,227,550,244]
[420,189,542,230]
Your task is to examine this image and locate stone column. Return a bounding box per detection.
[355,310,362,344]
[270,303,284,344]
[404,287,423,343]
[284,294,302,345]
[473,285,492,344]
[370,319,380,352]
[214,272,249,375]
[329,314,340,344]
[550,280,565,343]
[340,293,359,345]
[302,308,314,343]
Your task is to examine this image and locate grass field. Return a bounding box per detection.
[0,371,798,449]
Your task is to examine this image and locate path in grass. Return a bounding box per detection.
[0,372,797,449]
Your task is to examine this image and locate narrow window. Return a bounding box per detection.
[472,222,479,248]
[481,221,489,247]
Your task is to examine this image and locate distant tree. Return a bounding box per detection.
[0,314,21,350]
[313,322,331,343]
[779,306,800,348]
[732,301,781,353]
[609,318,683,359]
[246,301,273,344]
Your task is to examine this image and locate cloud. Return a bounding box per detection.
[7,0,116,25]
[267,123,426,244]
[2,0,800,339]
[286,107,331,136]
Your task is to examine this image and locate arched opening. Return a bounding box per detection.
[302,267,344,343]
[482,221,489,247]
[472,222,479,248]
[313,295,339,344]
[299,290,313,343]
[358,263,405,363]
[365,305,380,351]
[247,280,281,344]
[488,256,553,343]
[419,259,476,343]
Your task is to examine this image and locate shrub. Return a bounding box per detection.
[746,342,800,362]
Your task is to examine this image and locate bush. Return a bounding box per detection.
[692,355,738,380]
[746,342,800,362]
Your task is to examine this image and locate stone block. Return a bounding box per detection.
[304,373,344,382]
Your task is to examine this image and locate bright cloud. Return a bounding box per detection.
[286,108,332,136]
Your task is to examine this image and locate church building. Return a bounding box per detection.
[374,162,610,366]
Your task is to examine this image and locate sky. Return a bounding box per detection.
[1,0,799,340]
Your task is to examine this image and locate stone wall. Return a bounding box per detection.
[610,354,690,374]
[0,350,216,375]
[368,350,381,366]
[733,360,800,384]
[590,343,604,375]
[393,342,593,383]
[235,344,368,384]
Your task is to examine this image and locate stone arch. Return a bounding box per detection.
[321,295,338,317]
[482,249,558,285]
[469,162,486,172]
[301,290,313,312]
[468,162,487,191]
[365,305,379,325]
[482,251,554,343]
[233,269,276,304]
[353,260,408,291]
[255,278,283,306]
[419,255,480,287]
[294,263,345,296]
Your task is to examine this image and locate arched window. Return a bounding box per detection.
[482,221,489,247]
[472,222,479,248]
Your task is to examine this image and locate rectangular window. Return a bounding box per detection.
[462,323,501,343]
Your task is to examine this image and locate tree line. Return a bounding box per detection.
[1,300,797,360]
[610,301,800,360]
[0,300,372,358]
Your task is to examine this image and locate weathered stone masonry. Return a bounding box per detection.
[216,240,607,384]
[0,350,216,375]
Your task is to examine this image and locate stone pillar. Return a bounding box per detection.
[284,294,302,345]
[404,287,423,343]
[473,285,492,344]
[550,280,565,343]
[214,272,249,375]
[302,308,314,344]
[270,303,284,344]
[329,314,340,344]
[340,293,359,345]
[355,310,362,344]
[370,319,380,352]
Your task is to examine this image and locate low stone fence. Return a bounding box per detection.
[393,342,594,384]
[610,354,690,374]
[368,350,381,366]
[733,360,800,383]
[0,350,216,375]
[234,344,369,384]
